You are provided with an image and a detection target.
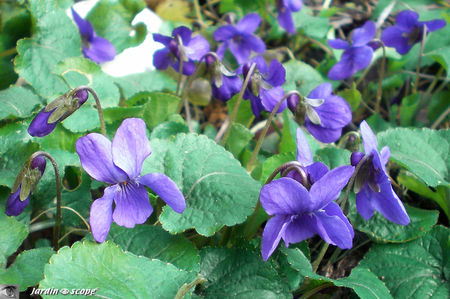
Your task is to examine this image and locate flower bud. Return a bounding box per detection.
[6,155,46,216]
[187,78,212,106]
[350,151,365,166]
[28,88,89,137]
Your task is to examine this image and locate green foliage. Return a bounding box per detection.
[142,92,181,129]
[348,198,439,243]
[143,133,261,236]
[0,247,54,291]
[39,241,197,298]
[377,128,449,187]
[225,123,254,159]
[283,60,325,96]
[197,246,291,298]
[0,209,28,268]
[102,224,200,272]
[359,226,449,298]
[15,3,81,99]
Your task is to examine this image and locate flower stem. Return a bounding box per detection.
[73,86,107,136]
[220,63,257,146]
[175,276,207,299]
[340,155,369,210]
[298,282,333,299]
[375,40,387,113]
[246,91,300,172]
[412,26,427,94]
[30,151,62,250]
[311,241,329,273]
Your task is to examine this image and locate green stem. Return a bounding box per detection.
[431,106,450,129]
[0,47,17,58]
[73,86,107,136]
[30,151,62,250]
[175,276,207,299]
[246,91,300,172]
[375,40,387,113]
[298,282,333,299]
[311,242,329,273]
[412,26,427,94]
[221,63,257,146]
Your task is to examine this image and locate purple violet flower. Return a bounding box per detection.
[261,128,354,261]
[350,121,410,225]
[28,89,89,137]
[242,56,286,117]
[153,26,210,76]
[71,8,116,64]
[277,0,303,34]
[205,54,242,102]
[381,10,446,55]
[76,118,186,242]
[328,21,376,80]
[214,13,266,64]
[287,83,352,143]
[6,156,46,216]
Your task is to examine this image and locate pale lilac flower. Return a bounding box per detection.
[261,128,354,260]
[328,21,376,80]
[76,118,186,242]
[381,10,446,55]
[153,26,210,75]
[242,56,286,117]
[287,83,352,143]
[214,13,266,64]
[72,8,116,63]
[351,121,410,225]
[277,0,303,34]
[205,54,242,102]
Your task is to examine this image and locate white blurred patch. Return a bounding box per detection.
[70,0,163,77]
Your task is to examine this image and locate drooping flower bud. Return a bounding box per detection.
[204,53,242,102]
[187,78,212,106]
[6,155,46,216]
[28,88,89,137]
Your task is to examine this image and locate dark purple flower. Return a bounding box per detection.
[76,118,186,242]
[277,0,303,34]
[71,8,116,64]
[28,89,89,137]
[328,21,376,80]
[242,56,286,117]
[205,54,242,101]
[351,121,410,225]
[214,13,266,64]
[6,156,46,216]
[153,26,210,76]
[287,83,352,143]
[261,128,354,261]
[381,10,446,55]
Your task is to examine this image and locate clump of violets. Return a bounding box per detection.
[381,10,446,55]
[277,0,303,34]
[287,83,352,143]
[351,121,410,225]
[261,128,354,261]
[28,88,89,137]
[153,26,210,75]
[243,56,286,117]
[214,13,266,64]
[328,21,376,80]
[71,8,116,64]
[76,118,186,242]
[205,53,242,102]
[6,156,46,216]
